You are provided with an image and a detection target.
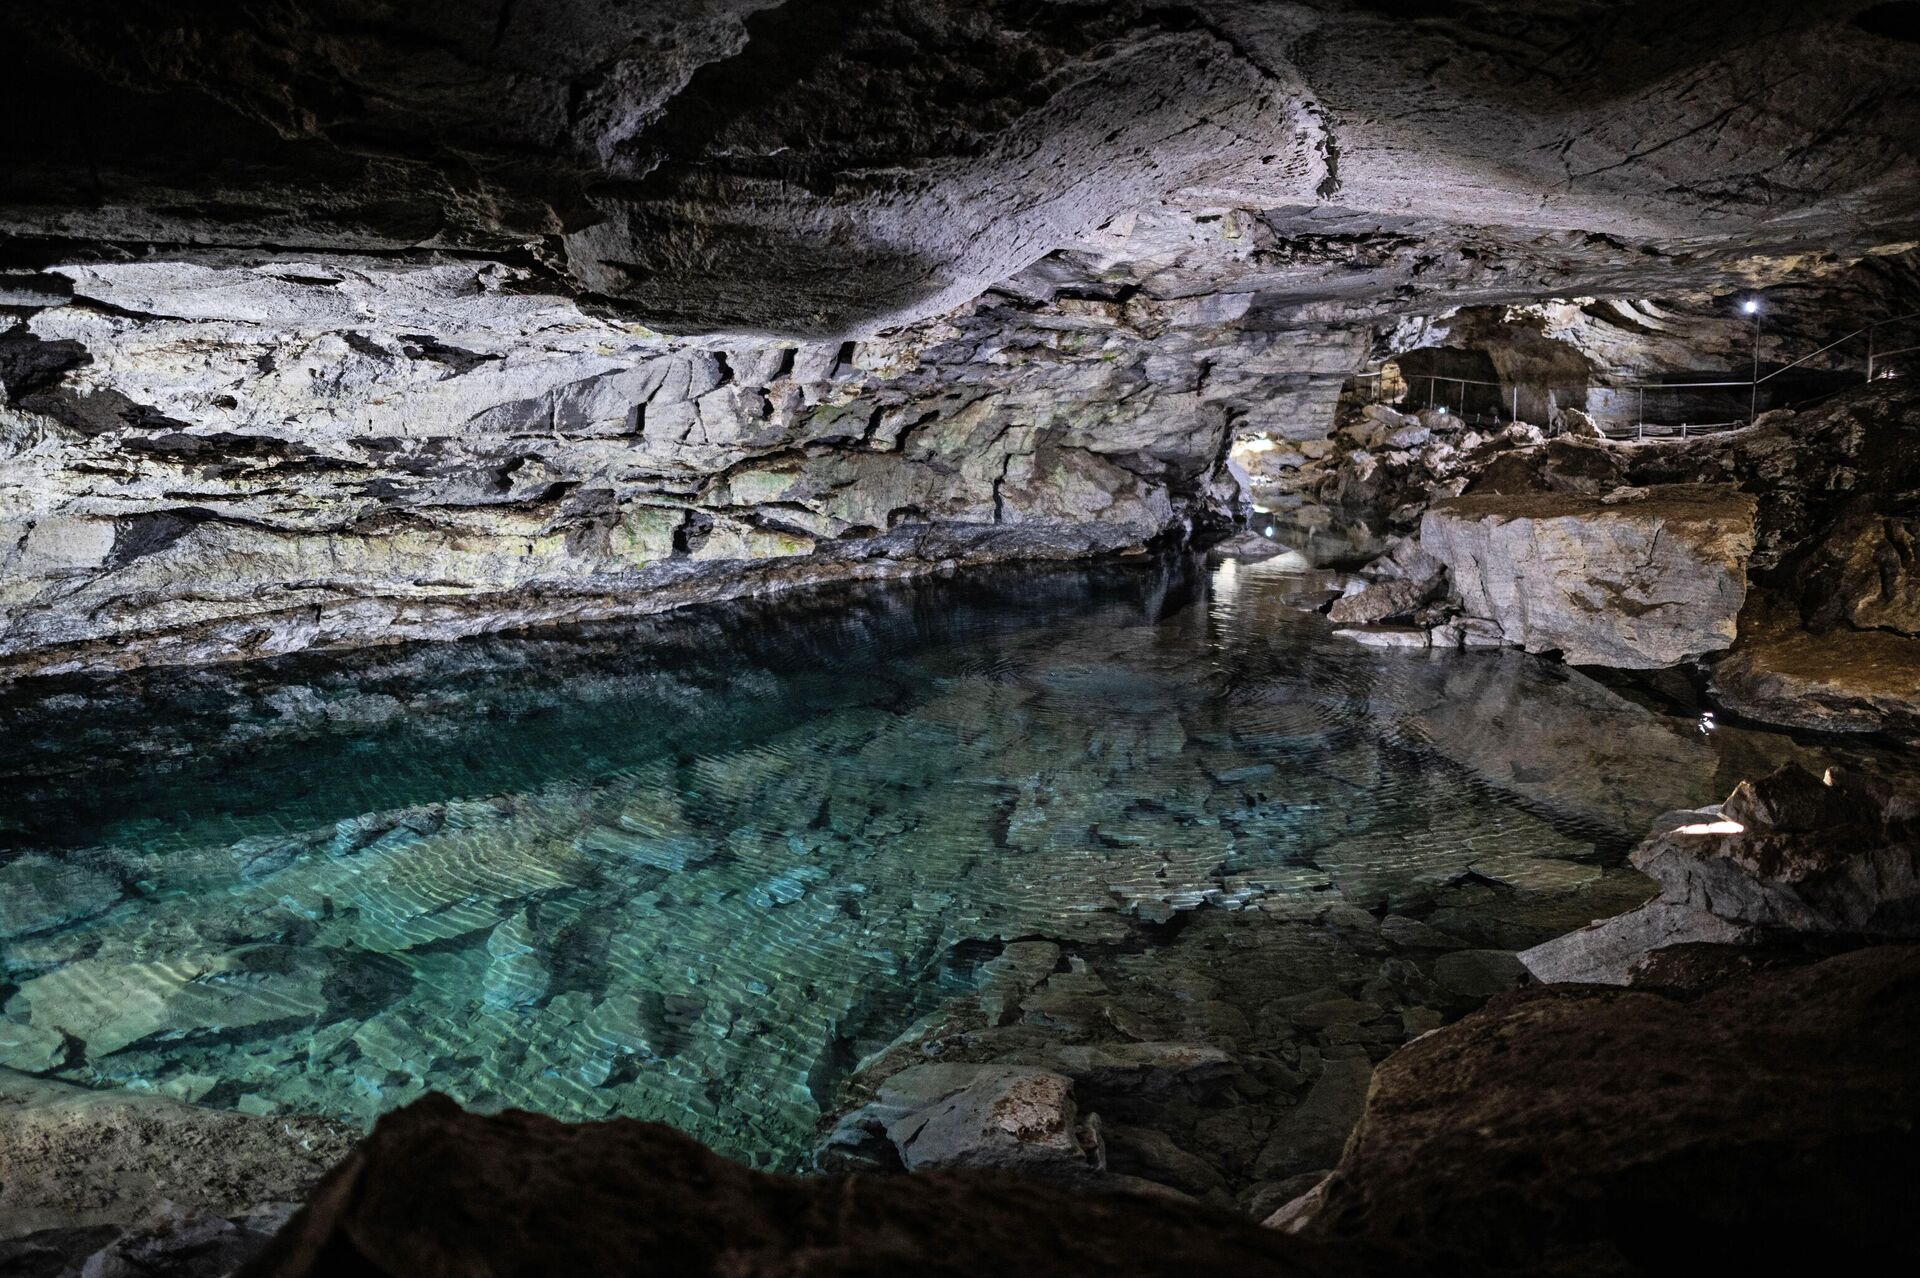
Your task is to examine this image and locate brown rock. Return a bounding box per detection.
[1798,513,1920,637]
[1630,764,1920,937]
[1284,946,1920,1274]
[1327,578,1431,625]
[242,1095,1341,1278]
[1712,592,1920,742]
[0,1071,357,1240]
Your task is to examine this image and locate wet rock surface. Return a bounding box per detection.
[1277,945,1920,1275]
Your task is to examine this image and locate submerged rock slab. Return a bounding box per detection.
[1276,945,1920,1274]
[1420,484,1756,668]
[1517,899,1760,986]
[242,1095,1332,1278]
[0,1070,356,1241]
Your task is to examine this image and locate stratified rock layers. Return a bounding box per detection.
[0,259,1246,677]
[1420,485,1757,668]
[0,2,1916,677]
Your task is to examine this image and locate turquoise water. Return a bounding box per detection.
[0,552,1903,1170]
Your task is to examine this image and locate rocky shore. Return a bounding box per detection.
[1270,382,1920,740]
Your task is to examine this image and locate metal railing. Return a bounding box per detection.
[1350,308,1920,441]
[1611,308,1920,437]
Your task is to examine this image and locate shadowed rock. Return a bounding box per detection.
[1522,763,1919,983]
[1274,945,1920,1275]
[239,1095,1341,1278]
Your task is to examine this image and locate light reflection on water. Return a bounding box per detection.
[0,552,1902,1169]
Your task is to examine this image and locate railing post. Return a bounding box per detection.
[1867,324,1875,383]
[1511,385,1518,423]
[1637,386,1643,438]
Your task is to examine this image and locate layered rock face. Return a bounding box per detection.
[2,2,1918,674]
[0,257,1249,676]
[1419,485,1757,667]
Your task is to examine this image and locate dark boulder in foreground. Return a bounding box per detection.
[1275,945,1920,1275]
[237,951,1920,1278]
[240,1096,1342,1278]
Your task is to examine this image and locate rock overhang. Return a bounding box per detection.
[1,1,1919,675]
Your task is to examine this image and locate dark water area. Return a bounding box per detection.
[1,552,1910,1169]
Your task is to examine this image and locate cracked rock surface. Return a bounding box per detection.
[2,2,1919,675]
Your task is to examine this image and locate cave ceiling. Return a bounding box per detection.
[2,0,1917,338]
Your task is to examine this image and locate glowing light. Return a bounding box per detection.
[1675,820,1745,836]
[1742,299,1760,315]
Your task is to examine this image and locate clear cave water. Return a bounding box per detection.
[1,551,1913,1172]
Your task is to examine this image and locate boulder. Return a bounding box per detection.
[1278,946,1920,1274]
[1329,538,1448,624]
[1427,615,1506,649]
[1552,407,1602,439]
[1521,764,1919,984]
[822,1063,1108,1183]
[1519,899,1761,985]
[240,1095,1329,1278]
[1630,764,1920,937]
[1327,578,1431,625]
[1420,483,1756,667]
[1797,514,1920,637]
[883,1067,1104,1179]
[1711,593,1920,742]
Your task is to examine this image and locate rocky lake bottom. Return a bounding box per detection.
[3,550,1914,1205]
